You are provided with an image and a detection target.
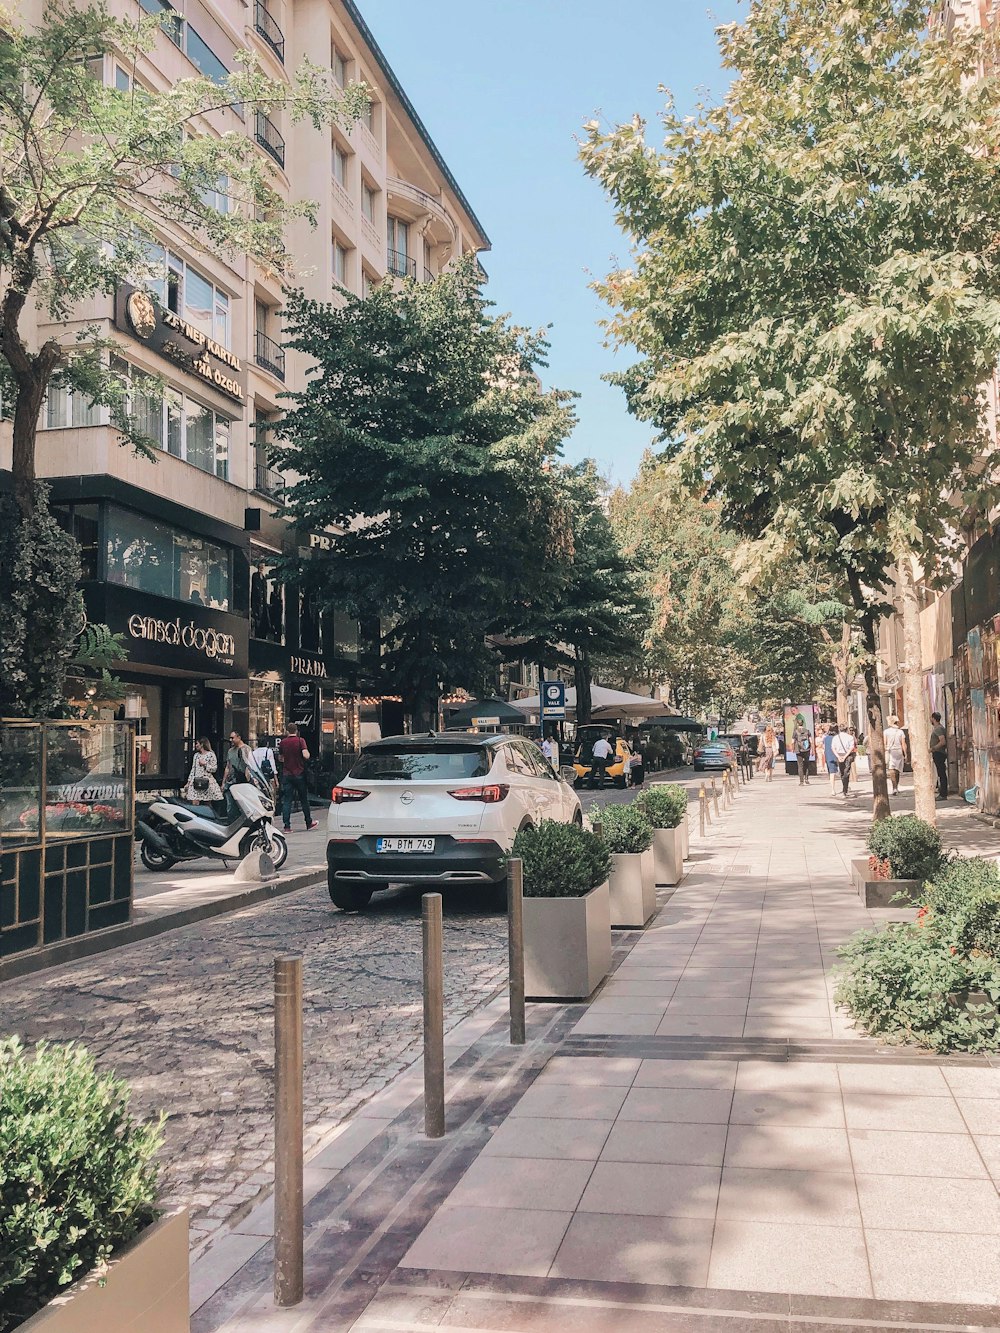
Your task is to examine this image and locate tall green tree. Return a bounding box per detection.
[582,0,1000,819]
[501,461,650,724]
[0,1,363,715]
[273,264,577,730]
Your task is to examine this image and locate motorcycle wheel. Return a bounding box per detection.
[241,828,288,870]
[140,840,177,872]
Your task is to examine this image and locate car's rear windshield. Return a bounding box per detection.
[349,747,492,781]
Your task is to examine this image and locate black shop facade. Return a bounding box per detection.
[247,527,403,793]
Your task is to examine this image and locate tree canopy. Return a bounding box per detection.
[582,0,1000,811]
[273,263,577,728]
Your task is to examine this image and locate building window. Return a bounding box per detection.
[332,143,348,187]
[364,98,377,134]
[106,506,233,610]
[250,676,284,744]
[43,380,101,429]
[146,246,231,347]
[199,174,231,214]
[362,183,376,224]
[139,0,182,46]
[331,44,347,87]
[53,503,100,580]
[115,64,132,91]
[332,239,349,284]
[185,26,228,85]
[361,268,377,298]
[112,358,233,481]
[387,216,409,257]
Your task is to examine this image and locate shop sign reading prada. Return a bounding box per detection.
[128,613,237,666]
[114,285,246,404]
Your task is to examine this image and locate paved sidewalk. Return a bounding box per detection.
[192,775,1000,1331]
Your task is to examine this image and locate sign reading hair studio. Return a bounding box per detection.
[114,285,246,404]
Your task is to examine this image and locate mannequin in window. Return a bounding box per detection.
[268,581,284,645]
[300,590,320,652]
[251,562,270,640]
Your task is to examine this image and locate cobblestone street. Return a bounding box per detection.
[1,879,510,1252]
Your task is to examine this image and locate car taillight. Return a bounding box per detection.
[331,786,369,803]
[448,784,510,803]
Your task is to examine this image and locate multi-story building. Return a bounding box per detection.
[1,0,489,792]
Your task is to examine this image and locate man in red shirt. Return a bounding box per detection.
[278,722,318,832]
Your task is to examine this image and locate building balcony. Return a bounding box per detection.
[255,111,285,169]
[255,330,285,380]
[387,248,416,279]
[254,455,284,498]
[386,176,457,244]
[254,1,285,62]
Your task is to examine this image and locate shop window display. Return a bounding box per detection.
[106,506,232,610]
[250,556,284,643]
[121,684,163,776]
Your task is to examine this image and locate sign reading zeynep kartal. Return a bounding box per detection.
[114,285,246,404]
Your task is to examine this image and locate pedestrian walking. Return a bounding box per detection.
[793,719,813,785]
[278,722,318,832]
[930,711,949,799]
[590,735,613,788]
[883,715,909,796]
[251,734,280,803]
[183,737,222,804]
[223,730,266,818]
[830,723,857,797]
[540,732,559,771]
[822,725,839,794]
[758,725,778,781]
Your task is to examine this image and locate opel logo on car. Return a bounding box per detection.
[400,791,414,805]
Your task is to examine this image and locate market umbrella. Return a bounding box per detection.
[513,685,674,720]
[640,716,706,733]
[443,697,526,728]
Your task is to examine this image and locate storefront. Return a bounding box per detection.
[52,480,250,791]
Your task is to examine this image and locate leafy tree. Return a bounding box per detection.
[505,461,650,724]
[272,264,577,730]
[582,0,1000,819]
[0,2,362,717]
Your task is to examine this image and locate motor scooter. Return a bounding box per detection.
[136,781,288,871]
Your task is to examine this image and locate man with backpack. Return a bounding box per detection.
[251,735,279,804]
[830,724,858,797]
[792,719,813,785]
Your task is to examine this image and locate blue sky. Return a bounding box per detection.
[364,0,743,485]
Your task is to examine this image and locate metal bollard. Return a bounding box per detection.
[592,818,603,840]
[507,858,525,1045]
[711,777,721,819]
[274,956,303,1307]
[422,893,445,1138]
[700,783,710,829]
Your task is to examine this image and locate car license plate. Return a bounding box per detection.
[376,837,435,853]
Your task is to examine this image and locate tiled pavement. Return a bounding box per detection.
[192,775,1000,1331]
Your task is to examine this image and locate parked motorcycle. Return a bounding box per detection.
[136,781,288,872]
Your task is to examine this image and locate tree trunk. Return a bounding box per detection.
[575,645,592,725]
[10,370,46,519]
[836,623,851,728]
[898,555,936,825]
[861,654,891,823]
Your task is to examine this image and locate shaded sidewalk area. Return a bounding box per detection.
[192,774,1000,1332]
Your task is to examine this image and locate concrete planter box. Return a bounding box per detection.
[20,1209,189,1333]
[524,881,612,1000]
[608,852,657,929]
[850,856,922,909]
[652,826,684,887]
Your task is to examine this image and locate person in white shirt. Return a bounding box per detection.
[830,726,857,797]
[540,734,559,770]
[591,735,613,788]
[883,715,908,796]
[251,737,279,802]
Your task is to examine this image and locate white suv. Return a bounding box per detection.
[326,732,582,911]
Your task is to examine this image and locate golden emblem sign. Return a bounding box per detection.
[126,290,157,340]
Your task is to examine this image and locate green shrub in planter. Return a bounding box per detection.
[865,815,945,883]
[0,1039,163,1331]
[923,857,1000,960]
[513,820,610,898]
[592,801,654,854]
[635,784,687,830]
[836,924,1000,1052]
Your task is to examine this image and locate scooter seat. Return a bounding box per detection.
[164,798,225,821]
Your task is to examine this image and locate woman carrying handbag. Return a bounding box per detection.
[184,738,223,803]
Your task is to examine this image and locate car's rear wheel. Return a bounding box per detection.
[572,811,583,827]
[329,883,375,912]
